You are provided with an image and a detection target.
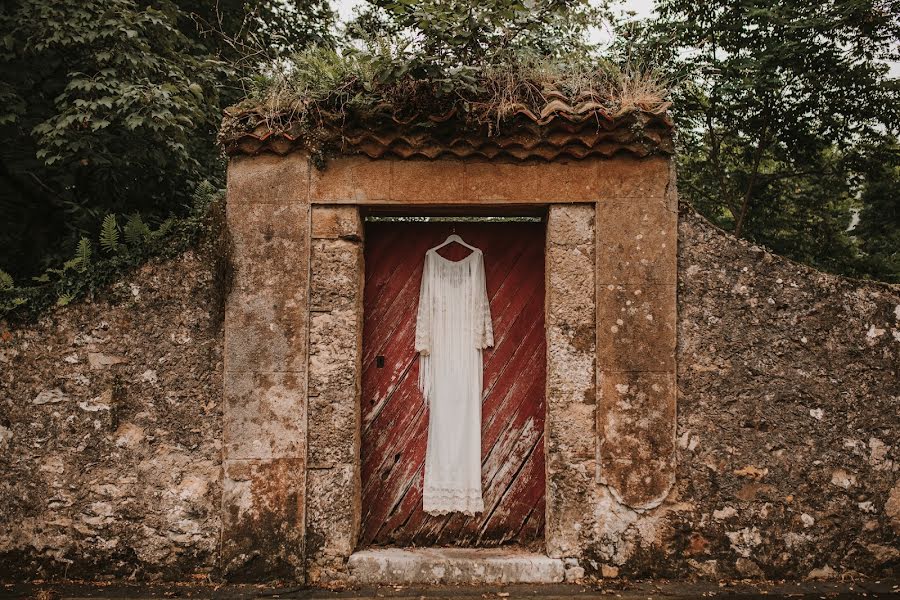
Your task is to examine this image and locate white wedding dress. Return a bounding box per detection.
[415,245,494,515]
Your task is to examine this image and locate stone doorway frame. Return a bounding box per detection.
[222,152,678,583]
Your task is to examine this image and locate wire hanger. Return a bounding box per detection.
[430,232,478,252]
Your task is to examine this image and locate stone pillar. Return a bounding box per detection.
[595,158,678,510]
[306,206,364,584]
[545,204,597,557]
[222,153,311,580]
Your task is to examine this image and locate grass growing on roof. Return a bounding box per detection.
[220,45,670,158]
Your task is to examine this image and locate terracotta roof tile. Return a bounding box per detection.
[220,102,674,161]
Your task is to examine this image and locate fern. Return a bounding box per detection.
[192,179,216,207]
[73,237,91,272]
[100,214,120,253]
[56,293,74,307]
[124,213,151,245]
[151,217,175,239]
[2,180,226,321]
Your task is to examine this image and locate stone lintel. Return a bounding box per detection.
[309,156,671,204]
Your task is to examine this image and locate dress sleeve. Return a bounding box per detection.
[476,252,494,349]
[414,252,432,356]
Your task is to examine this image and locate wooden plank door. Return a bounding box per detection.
[360,221,546,548]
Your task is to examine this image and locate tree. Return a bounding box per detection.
[854,141,900,282]
[345,0,607,75]
[631,0,900,280]
[0,0,333,279]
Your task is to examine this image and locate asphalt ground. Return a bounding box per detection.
[2,580,899,600]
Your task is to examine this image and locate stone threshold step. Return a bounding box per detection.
[348,547,564,585]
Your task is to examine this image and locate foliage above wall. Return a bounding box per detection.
[219,1,670,161]
[623,0,900,281]
[0,182,226,322]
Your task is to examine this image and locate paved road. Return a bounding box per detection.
[2,581,899,600]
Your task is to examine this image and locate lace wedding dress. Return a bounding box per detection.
[415,245,494,515]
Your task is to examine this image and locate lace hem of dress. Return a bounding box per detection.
[423,486,484,516]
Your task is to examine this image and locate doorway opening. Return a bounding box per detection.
[359,211,547,549]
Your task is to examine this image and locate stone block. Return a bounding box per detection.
[596,283,676,372]
[665,160,678,212]
[547,244,595,326]
[545,458,595,557]
[593,156,670,199]
[308,307,360,393]
[224,371,306,460]
[224,285,308,373]
[222,458,306,581]
[597,198,677,285]
[306,465,359,567]
[308,394,358,468]
[348,548,565,584]
[228,201,309,291]
[310,240,363,311]
[546,400,595,462]
[309,156,391,203]
[311,206,363,240]
[547,204,595,246]
[597,371,676,509]
[546,325,595,407]
[227,152,309,204]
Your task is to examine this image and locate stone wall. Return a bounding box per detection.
[306,206,363,585]
[0,253,222,579]
[654,205,899,580]
[1,202,897,582]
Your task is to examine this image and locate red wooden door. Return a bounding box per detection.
[360,221,546,548]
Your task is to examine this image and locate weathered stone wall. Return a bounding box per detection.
[0,253,223,579]
[1,196,897,583]
[222,153,311,581]
[654,205,899,580]
[545,204,597,562]
[306,206,364,586]
[566,205,899,581]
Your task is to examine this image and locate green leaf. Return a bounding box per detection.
[0,269,12,289]
[74,237,92,272]
[99,214,120,253]
[56,293,75,307]
[124,213,151,245]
